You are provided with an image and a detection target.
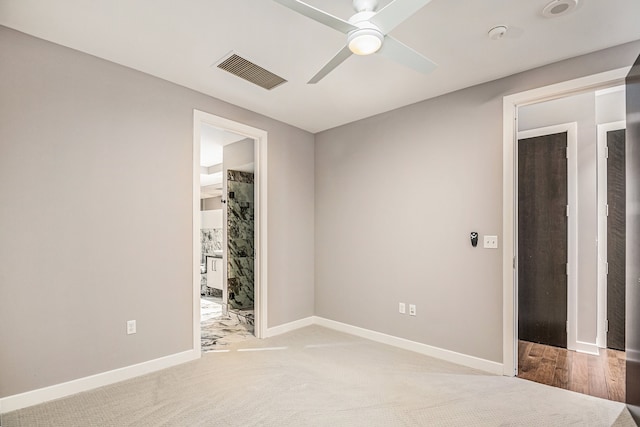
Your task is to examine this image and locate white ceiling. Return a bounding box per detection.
[1,0,639,133]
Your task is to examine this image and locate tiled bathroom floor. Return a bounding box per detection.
[201,298,223,321]
[200,298,254,352]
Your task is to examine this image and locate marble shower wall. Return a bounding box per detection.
[201,228,222,296]
[201,228,223,255]
[227,170,254,310]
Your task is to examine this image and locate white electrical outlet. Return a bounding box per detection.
[483,235,498,249]
[399,302,406,314]
[409,304,416,316]
[127,320,136,335]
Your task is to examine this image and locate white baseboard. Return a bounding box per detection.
[2,317,505,413]
[0,349,199,413]
[313,317,504,375]
[263,316,503,375]
[265,316,315,337]
[575,340,600,355]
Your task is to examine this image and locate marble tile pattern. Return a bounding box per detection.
[227,170,255,310]
[227,169,254,185]
[201,317,254,352]
[200,271,208,296]
[228,309,255,326]
[200,299,254,352]
[200,228,222,295]
[201,298,223,322]
[201,228,222,255]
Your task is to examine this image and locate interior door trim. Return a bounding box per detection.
[192,110,269,348]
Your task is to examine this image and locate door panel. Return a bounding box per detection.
[518,132,568,349]
[607,129,626,351]
[226,170,255,311]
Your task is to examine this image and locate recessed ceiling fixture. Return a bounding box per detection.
[542,0,578,18]
[488,25,508,40]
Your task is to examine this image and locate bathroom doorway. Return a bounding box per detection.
[192,110,268,352]
[199,125,255,351]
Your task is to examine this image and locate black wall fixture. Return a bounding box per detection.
[470,232,478,247]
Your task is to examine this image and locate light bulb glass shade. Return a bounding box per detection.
[348,29,383,55]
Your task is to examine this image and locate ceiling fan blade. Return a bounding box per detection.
[273,0,357,34]
[370,0,433,34]
[378,36,437,75]
[308,45,353,84]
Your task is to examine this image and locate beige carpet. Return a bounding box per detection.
[2,326,637,426]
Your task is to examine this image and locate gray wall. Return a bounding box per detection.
[0,26,315,398]
[223,138,254,172]
[202,196,222,211]
[315,41,640,363]
[518,92,598,344]
[597,89,626,124]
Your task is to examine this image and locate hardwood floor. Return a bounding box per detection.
[518,340,626,402]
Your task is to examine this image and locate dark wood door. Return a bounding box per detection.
[518,132,568,349]
[607,128,626,351]
[626,53,640,418]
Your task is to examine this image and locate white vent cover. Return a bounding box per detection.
[216,54,287,90]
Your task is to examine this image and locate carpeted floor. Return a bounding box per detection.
[2,326,637,426]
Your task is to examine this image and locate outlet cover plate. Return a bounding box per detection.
[127,320,137,335]
[409,304,416,316]
[484,235,498,249]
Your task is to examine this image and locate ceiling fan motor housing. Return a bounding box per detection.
[352,0,378,12]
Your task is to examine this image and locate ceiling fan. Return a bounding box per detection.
[273,0,437,84]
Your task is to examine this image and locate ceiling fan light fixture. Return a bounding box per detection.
[348,29,383,55]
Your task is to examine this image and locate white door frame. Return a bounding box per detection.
[517,123,578,353]
[193,110,268,353]
[502,67,629,376]
[596,119,626,349]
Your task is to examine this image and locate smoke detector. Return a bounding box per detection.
[542,0,578,18]
[488,25,508,40]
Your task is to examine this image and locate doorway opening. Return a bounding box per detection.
[192,110,268,353]
[502,68,629,402]
[199,126,255,350]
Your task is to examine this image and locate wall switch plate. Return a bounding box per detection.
[409,304,416,316]
[483,235,498,249]
[127,320,136,335]
[399,303,406,314]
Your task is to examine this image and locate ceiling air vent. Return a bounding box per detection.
[216,54,287,90]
